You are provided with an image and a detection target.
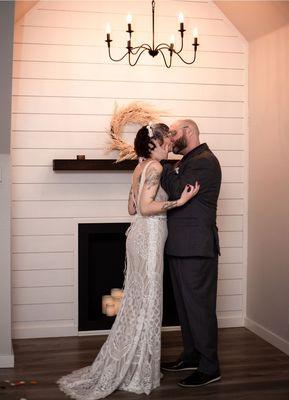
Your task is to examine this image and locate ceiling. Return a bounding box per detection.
[15,1,289,41]
[215,1,289,41]
[14,1,38,24]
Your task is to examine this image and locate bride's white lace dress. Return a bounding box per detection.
[58,161,168,399]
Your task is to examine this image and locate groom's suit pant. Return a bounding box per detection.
[168,255,219,375]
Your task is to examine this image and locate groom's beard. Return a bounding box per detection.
[172,135,188,154]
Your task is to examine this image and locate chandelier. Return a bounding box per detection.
[105,0,199,68]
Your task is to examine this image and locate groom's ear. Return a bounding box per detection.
[185,126,193,137]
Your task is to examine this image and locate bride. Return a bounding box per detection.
[58,123,199,399]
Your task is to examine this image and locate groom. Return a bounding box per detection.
[160,119,222,387]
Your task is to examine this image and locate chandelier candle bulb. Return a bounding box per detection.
[126,14,133,32]
[106,24,111,34]
[106,24,111,41]
[126,14,132,24]
[178,12,184,32]
[193,27,199,45]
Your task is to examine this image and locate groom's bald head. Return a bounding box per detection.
[169,119,200,155]
[176,119,199,136]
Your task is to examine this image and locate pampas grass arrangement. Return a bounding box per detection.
[108,101,162,162]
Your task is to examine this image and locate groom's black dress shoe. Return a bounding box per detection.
[178,370,221,387]
[161,360,198,372]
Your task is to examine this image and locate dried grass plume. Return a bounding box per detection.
[108,101,162,162]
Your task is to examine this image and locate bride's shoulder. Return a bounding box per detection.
[134,160,163,176]
[147,160,163,174]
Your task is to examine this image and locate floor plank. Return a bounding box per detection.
[0,328,289,399]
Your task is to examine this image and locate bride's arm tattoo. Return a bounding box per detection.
[149,196,179,210]
[161,200,178,210]
[129,187,136,210]
[144,168,161,190]
[128,185,137,215]
[140,163,183,215]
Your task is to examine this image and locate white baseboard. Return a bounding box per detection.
[13,323,78,339]
[79,326,181,337]
[0,353,14,368]
[219,316,244,328]
[77,317,244,337]
[245,317,289,356]
[13,316,244,339]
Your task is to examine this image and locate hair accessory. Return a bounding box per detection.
[147,124,154,138]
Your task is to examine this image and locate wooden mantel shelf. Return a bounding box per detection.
[53,159,177,171]
[53,159,138,171]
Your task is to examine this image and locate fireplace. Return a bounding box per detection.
[78,222,179,331]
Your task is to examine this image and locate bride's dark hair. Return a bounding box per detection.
[134,123,169,159]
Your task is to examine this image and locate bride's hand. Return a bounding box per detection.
[179,182,200,206]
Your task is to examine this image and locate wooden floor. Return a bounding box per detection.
[1,328,289,400]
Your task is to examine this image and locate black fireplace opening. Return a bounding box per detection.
[78,223,179,331]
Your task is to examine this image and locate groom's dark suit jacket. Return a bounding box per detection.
[161,143,222,258]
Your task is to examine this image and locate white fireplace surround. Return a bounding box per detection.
[13,212,245,339]
[12,207,246,340]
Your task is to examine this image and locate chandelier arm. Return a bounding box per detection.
[158,48,173,69]
[107,47,130,62]
[175,35,184,54]
[155,43,170,51]
[130,44,152,55]
[174,48,198,65]
[156,46,172,51]
[128,48,149,66]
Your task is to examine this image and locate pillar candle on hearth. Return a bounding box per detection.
[106,303,116,317]
[102,295,114,314]
[114,297,122,314]
[111,288,124,300]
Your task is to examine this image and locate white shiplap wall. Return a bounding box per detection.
[11,0,247,338]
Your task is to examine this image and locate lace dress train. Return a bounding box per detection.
[58,161,168,399]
